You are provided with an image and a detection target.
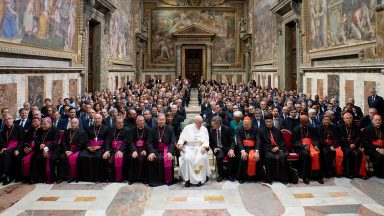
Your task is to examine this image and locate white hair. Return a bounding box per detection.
[308,108,316,114]
[194,116,203,121]
[233,111,243,118]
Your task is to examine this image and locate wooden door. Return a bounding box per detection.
[185,49,202,88]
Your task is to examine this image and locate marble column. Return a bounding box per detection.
[176,44,182,78]
[206,43,212,80]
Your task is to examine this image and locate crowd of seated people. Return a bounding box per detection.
[0,79,383,187]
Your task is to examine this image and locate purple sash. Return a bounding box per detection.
[112,141,123,150]
[6,140,18,150]
[136,139,144,147]
[89,139,104,147]
[44,141,52,182]
[22,141,35,177]
[159,143,172,184]
[69,152,80,180]
[112,141,123,182]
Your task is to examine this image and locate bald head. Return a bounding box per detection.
[70,118,80,129]
[94,114,102,126]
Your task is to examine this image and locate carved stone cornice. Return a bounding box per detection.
[173,24,216,39]
[271,0,294,16]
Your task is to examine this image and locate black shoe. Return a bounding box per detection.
[206,176,209,182]
[266,180,273,185]
[217,176,223,182]
[318,178,324,184]
[228,177,235,182]
[197,182,202,187]
[185,181,191,187]
[282,181,288,185]
[239,179,245,184]
[303,178,310,185]
[56,179,63,184]
[2,176,11,186]
[128,181,134,185]
[67,179,74,183]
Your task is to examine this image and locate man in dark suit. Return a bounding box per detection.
[360,108,377,129]
[308,108,320,128]
[368,88,384,117]
[347,98,363,119]
[0,108,10,131]
[102,109,117,128]
[271,108,283,130]
[209,116,236,182]
[59,107,83,130]
[281,108,300,132]
[15,109,31,131]
[252,108,265,130]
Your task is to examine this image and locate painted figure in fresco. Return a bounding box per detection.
[351,1,375,40]
[64,0,76,51]
[2,0,19,39]
[170,12,191,33]
[311,0,327,49]
[23,0,35,36]
[35,0,49,39]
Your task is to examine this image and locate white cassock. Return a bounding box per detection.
[178,124,211,184]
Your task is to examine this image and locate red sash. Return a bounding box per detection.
[159,143,173,184]
[359,150,367,177]
[136,139,144,147]
[88,139,104,147]
[6,140,18,150]
[302,138,320,171]
[248,150,257,177]
[335,147,344,175]
[112,140,124,182]
[372,139,384,147]
[243,139,255,147]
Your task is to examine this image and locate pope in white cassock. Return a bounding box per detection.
[177,116,211,187]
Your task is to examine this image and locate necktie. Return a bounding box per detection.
[90,119,94,126]
[373,96,376,102]
[20,119,24,126]
[217,129,222,148]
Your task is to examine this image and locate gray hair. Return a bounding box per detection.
[211,116,222,125]
[308,108,316,114]
[325,110,334,116]
[233,111,243,118]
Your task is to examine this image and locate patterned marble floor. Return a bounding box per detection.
[1,177,384,216]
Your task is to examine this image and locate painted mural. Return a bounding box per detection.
[0,0,78,51]
[309,0,376,50]
[109,0,139,62]
[253,0,277,62]
[151,9,236,64]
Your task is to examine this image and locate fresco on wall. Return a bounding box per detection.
[0,0,78,51]
[151,9,236,64]
[109,0,139,62]
[309,0,376,50]
[253,0,277,62]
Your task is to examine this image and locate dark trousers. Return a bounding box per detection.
[0,149,21,179]
[320,146,336,177]
[298,149,322,179]
[342,147,363,177]
[264,151,287,182]
[214,149,236,178]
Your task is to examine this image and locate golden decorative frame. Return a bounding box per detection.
[0,0,83,65]
[143,1,243,68]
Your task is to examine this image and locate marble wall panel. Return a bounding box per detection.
[0,83,17,117]
[27,76,44,107]
[69,79,78,98]
[52,80,63,105]
[328,75,340,99]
